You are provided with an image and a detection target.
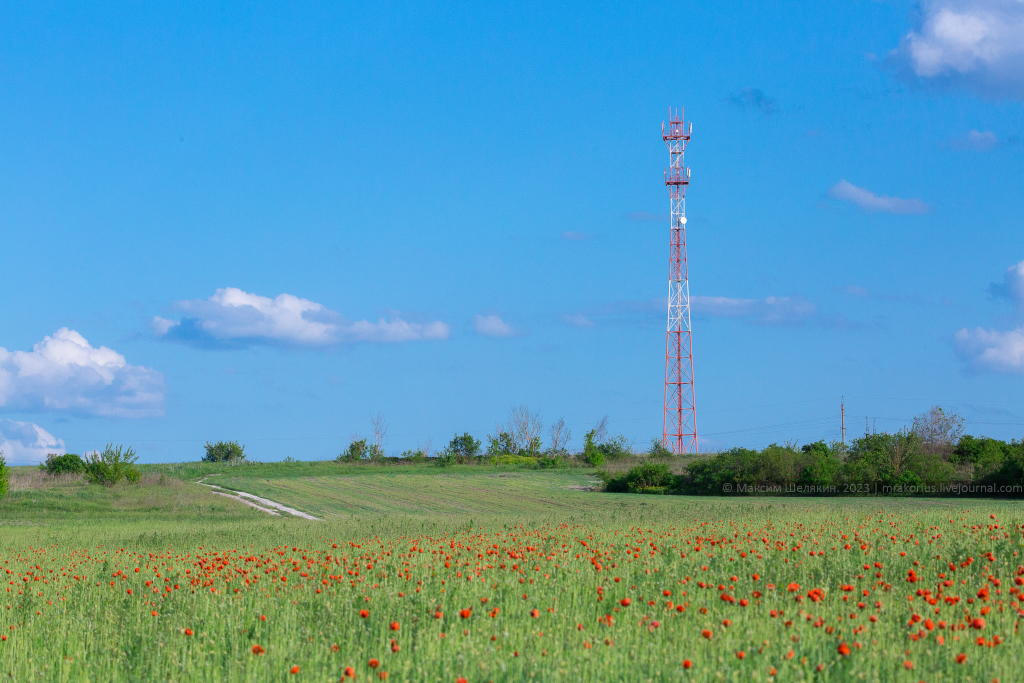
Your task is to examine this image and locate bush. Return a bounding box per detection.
[0,451,7,498]
[604,462,673,494]
[536,456,567,469]
[41,453,86,476]
[648,439,673,458]
[443,433,482,464]
[400,449,427,463]
[337,439,368,463]
[204,441,246,463]
[84,444,140,487]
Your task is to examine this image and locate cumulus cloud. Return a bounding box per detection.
[949,129,1003,150]
[890,0,1024,99]
[728,88,779,116]
[988,259,1024,306]
[0,329,164,418]
[473,314,516,338]
[691,296,817,326]
[0,419,65,465]
[560,231,592,241]
[827,180,931,215]
[955,326,1024,374]
[153,288,450,347]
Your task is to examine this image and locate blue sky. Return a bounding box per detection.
[1,0,1023,464]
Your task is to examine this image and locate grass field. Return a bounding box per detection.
[2,463,1023,682]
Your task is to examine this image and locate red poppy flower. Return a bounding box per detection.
[956,653,967,664]
[290,666,300,674]
[682,659,692,669]
[389,621,400,631]
[252,645,266,655]
[971,617,985,630]
[184,628,193,636]
[459,609,472,619]
[530,609,540,618]
[360,610,370,618]
[368,659,379,669]
[902,660,913,670]
[735,651,745,659]
[619,598,631,607]
[701,629,712,639]
[837,643,850,656]
[344,667,356,678]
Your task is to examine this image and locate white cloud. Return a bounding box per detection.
[691,296,817,325]
[955,326,1024,374]
[950,129,1002,150]
[562,313,594,328]
[0,329,164,418]
[0,419,66,465]
[473,314,515,337]
[154,288,450,347]
[561,231,592,241]
[891,0,1024,99]
[827,180,931,215]
[989,259,1024,306]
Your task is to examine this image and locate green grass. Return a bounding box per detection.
[2,464,1023,682]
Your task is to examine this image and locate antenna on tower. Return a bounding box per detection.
[662,106,697,454]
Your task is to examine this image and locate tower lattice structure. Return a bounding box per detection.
[662,108,697,454]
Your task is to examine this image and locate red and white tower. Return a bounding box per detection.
[662,108,697,454]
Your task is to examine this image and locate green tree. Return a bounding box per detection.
[84,444,140,487]
[203,441,246,463]
[443,433,481,464]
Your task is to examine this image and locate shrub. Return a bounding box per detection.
[400,449,427,463]
[486,431,517,457]
[41,453,86,476]
[204,441,246,463]
[648,439,673,458]
[337,439,368,463]
[604,462,673,494]
[444,433,482,464]
[0,451,7,498]
[84,444,140,487]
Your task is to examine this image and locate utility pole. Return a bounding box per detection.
[841,397,846,446]
[865,417,869,438]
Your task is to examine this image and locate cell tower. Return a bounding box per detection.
[662,107,697,454]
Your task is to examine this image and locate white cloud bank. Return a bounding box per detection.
[891,0,1024,99]
[0,419,66,465]
[0,329,164,418]
[827,180,931,215]
[691,296,817,326]
[473,314,516,337]
[153,288,450,347]
[955,326,1024,374]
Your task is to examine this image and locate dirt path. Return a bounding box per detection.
[197,479,321,520]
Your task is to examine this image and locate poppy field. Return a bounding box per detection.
[2,471,1024,682]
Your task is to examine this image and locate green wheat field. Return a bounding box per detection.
[2,462,1022,682]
